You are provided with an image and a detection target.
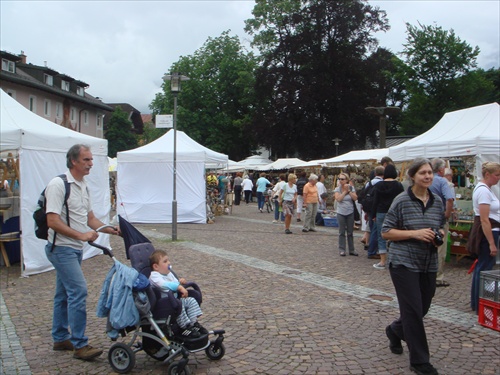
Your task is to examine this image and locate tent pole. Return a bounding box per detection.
[172,94,178,241]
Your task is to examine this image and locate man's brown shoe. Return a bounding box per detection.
[53,340,74,351]
[73,345,103,360]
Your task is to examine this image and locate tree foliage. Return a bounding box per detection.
[105,106,138,157]
[244,0,391,159]
[150,31,258,161]
[398,22,487,134]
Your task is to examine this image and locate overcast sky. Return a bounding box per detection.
[1,0,498,114]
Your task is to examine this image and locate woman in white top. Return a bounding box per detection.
[470,162,500,313]
[279,174,298,234]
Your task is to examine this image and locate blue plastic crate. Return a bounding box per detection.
[323,217,338,227]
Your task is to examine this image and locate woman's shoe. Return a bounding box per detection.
[373,262,386,270]
[340,252,346,256]
[385,325,403,354]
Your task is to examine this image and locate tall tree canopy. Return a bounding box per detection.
[150,31,258,161]
[398,22,488,134]
[245,0,391,159]
[105,106,138,157]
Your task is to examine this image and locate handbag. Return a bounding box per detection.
[467,216,500,258]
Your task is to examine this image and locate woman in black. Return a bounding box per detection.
[371,164,404,269]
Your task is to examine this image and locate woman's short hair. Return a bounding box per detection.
[482,162,500,177]
[288,173,297,182]
[406,158,432,183]
[383,164,398,179]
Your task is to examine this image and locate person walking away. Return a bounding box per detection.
[470,162,500,313]
[45,144,121,360]
[217,173,227,203]
[272,174,286,222]
[256,172,272,213]
[241,175,254,205]
[296,171,308,222]
[382,158,444,375]
[302,174,319,232]
[279,174,298,234]
[364,166,384,259]
[233,172,243,206]
[334,172,358,256]
[371,164,404,269]
[429,158,455,287]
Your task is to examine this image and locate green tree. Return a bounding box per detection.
[245,0,390,159]
[399,22,484,134]
[150,31,258,161]
[105,106,138,157]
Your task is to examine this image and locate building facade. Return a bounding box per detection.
[1,50,113,138]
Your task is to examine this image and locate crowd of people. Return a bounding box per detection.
[215,157,499,375]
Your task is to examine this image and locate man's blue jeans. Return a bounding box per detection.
[274,199,284,221]
[367,217,379,256]
[45,244,88,349]
[257,192,265,210]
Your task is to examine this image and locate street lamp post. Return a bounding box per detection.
[364,106,401,148]
[162,72,189,241]
[332,137,342,156]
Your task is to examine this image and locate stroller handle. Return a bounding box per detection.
[88,241,114,258]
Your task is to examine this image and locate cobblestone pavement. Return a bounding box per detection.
[1,203,499,375]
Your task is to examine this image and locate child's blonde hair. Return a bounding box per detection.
[149,249,168,268]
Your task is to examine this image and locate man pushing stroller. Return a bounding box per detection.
[149,250,206,338]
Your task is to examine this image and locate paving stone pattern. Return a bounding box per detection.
[1,203,499,374]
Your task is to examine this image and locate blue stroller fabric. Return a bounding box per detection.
[119,215,151,259]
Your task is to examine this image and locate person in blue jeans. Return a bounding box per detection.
[45,144,120,361]
[470,162,500,313]
[256,172,272,213]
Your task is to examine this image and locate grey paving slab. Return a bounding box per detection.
[0,203,498,375]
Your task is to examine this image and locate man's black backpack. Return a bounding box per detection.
[33,174,70,244]
[358,180,375,213]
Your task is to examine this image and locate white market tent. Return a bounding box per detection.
[321,148,390,165]
[0,90,111,276]
[388,103,500,173]
[257,158,305,171]
[116,129,228,223]
[237,155,273,169]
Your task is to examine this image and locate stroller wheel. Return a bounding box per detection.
[205,342,226,360]
[167,361,192,375]
[108,342,136,374]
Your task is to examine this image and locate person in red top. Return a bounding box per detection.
[302,174,319,232]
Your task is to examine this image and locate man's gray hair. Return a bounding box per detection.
[431,158,446,173]
[309,173,318,181]
[66,144,90,168]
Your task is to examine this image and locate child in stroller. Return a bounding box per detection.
[149,249,207,338]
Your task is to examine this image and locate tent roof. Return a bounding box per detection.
[0,90,107,154]
[236,155,273,169]
[117,129,228,165]
[389,103,500,162]
[257,158,305,171]
[320,148,390,165]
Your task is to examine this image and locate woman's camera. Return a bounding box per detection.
[433,229,444,246]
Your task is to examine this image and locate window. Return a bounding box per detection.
[44,74,53,86]
[96,114,104,138]
[76,86,85,97]
[83,111,89,126]
[44,99,51,117]
[55,103,62,119]
[62,80,70,91]
[29,96,37,112]
[1,59,15,73]
[70,107,76,123]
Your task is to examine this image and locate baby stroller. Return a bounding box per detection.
[93,222,225,375]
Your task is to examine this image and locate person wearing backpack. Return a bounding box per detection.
[362,166,384,259]
[44,144,120,361]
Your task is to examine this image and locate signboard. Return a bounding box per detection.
[156,114,173,128]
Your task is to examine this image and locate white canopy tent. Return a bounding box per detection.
[0,90,110,276]
[237,155,273,170]
[388,103,500,173]
[320,148,390,166]
[116,130,228,223]
[257,158,305,171]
